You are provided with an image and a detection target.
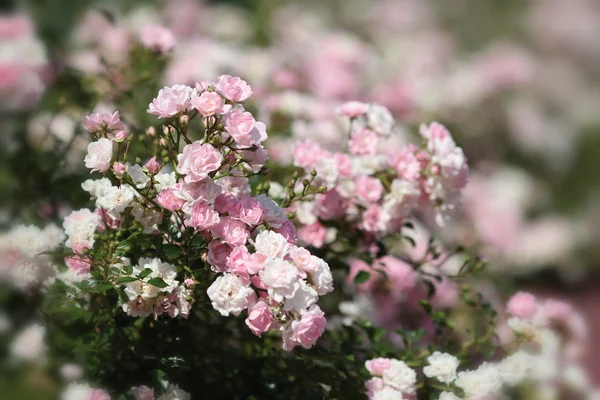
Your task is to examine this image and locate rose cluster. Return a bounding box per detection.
[54,75,335,349]
[291,102,468,251]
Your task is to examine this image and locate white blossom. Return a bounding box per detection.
[423,351,460,384]
[207,273,256,316]
[382,359,417,394]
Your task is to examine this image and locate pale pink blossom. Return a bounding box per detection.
[506,291,537,319]
[390,145,421,181]
[214,192,239,213]
[156,188,185,212]
[366,358,393,375]
[214,75,252,102]
[292,140,326,169]
[349,127,379,156]
[255,194,287,228]
[338,101,369,118]
[228,196,264,226]
[191,91,224,116]
[83,111,126,141]
[84,138,113,173]
[190,203,220,230]
[365,377,385,399]
[297,221,328,248]
[175,179,222,206]
[147,85,195,118]
[176,142,222,182]
[355,175,384,204]
[212,217,249,247]
[274,220,297,244]
[225,109,255,145]
[207,240,232,272]
[290,305,326,349]
[245,300,274,337]
[227,246,253,278]
[140,25,176,54]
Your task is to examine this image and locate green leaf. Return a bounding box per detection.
[137,268,153,279]
[115,276,138,284]
[353,271,370,284]
[162,244,182,260]
[123,264,133,275]
[147,277,168,289]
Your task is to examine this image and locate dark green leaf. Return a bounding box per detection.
[137,268,153,279]
[162,244,182,260]
[353,271,370,284]
[115,276,138,284]
[147,277,168,289]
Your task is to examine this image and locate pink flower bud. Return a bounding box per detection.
[144,156,160,174]
[113,162,126,177]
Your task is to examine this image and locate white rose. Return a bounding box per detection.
[84,138,113,172]
[254,230,289,259]
[283,280,318,312]
[81,177,112,198]
[309,258,334,296]
[367,103,395,136]
[382,359,417,394]
[259,258,300,302]
[207,273,256,316]
[127,164,150,189]
[423,352,460,384]
[255,194,287,228]
[96,185,135,219]
[10,323,46,362]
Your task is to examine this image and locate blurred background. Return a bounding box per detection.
[1,0,599,396]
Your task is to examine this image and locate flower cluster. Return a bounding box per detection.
[0,224,64,290]
[207,229,333,350]
[55,75,333,349]
[365,357,417,399]
[291,102,468,251]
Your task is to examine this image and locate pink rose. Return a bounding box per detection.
[506,291,537,319]
[175,179,222,207]
[147,85,194,119]
[337,101,369,118]
[390,145,420,181]
[365,358,392,375]
[290,305,326,349]
[190,203,220,230]
[65,254,91,274]
[91,389,111,400]
[297,221,328,248]
[333,152,353,177]
[242,147,269,173]
[227,246,253,278]
[365,377,385,399]
[274,220,297,244]
[144,156,161,174]
[84,111,126,141]
[349,127,379,156]
[214,74,252,102]
[191,91,225,116]
[228,196,264,226]
[207,240,232,272]
[245,300,274,337]
[131,385,154,400]
[292,140,325,169]
[539,299,572,324]
[225,109,255,146]
[214,192,239,213]
[288,247,318,273]
[212,217,249,247]
[315,190,346,220]
[176,142,223,182]
[157,188,185,212]
[84,138,113,173]
[140,25,176,54]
